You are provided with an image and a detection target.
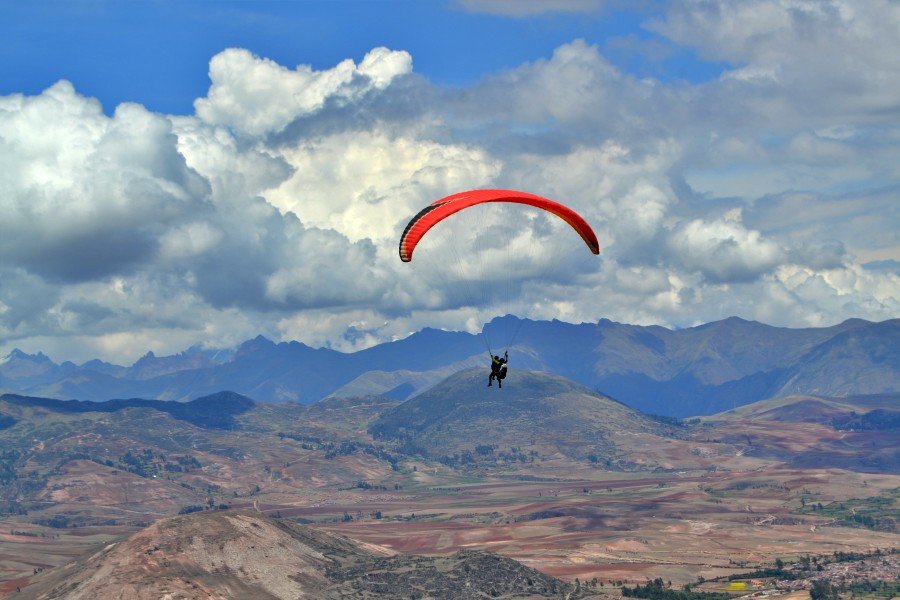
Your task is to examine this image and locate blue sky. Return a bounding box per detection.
[1,1,722,114]
[0,0,898,363]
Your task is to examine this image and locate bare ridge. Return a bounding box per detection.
[20,509,580,599]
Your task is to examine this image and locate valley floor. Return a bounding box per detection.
[2,463,897,596]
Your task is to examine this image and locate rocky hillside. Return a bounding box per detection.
[696,393,900,472]
[18,510,585,599]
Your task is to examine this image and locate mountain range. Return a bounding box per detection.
[2,316,897,417]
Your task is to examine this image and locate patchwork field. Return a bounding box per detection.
[3,460,897,596]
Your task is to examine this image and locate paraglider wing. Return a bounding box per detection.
[398,189,600,262]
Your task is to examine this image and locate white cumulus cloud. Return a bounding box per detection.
[1,5,897,363]
[194,47,412,137]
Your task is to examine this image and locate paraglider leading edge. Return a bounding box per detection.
[398,189,601,262]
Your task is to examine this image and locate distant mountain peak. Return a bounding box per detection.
[0,349,19,364]
[2,348,53,363]
[721,315,751,323]
[838,317,873,327]
[696,315,759,329]
[133,350,157,364]
[235,335,277,356]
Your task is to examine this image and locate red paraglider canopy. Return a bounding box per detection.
[399,189,600,262]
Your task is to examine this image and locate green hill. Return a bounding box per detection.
[704,392,900,424]
[0,390,254,429]
[369,368,668,464]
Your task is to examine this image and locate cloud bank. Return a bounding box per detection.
[1,1,897,363]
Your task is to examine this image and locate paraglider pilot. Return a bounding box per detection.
[488,351,508,388]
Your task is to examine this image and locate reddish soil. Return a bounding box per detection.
[0,576,32,596]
